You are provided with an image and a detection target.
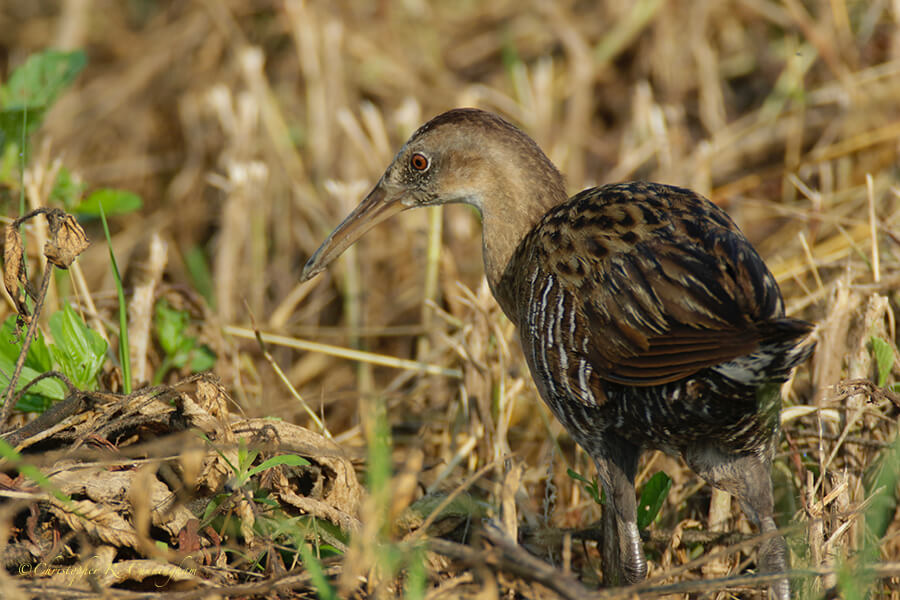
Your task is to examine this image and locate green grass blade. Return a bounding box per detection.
[246,454,311,479]
[98,203,131,393]
[299,542,338,600]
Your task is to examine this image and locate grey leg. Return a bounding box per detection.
[592,437,646,585]
[684,446,790,600]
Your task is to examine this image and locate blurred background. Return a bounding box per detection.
[1,1,899,597]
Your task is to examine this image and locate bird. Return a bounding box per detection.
[301,107,814,598]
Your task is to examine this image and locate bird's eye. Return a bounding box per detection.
[410,153,430,172]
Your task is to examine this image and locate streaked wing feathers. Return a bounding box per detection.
[530,183,793,388]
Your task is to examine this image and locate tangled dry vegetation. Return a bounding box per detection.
[1,1,899,598]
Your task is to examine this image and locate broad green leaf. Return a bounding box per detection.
[0,354,67,402]
[169,337,195,369]
[298,515,349,547]
[1,50,87,109]
[154,299,188,357]
[1,315,54,372]
[72,188,143,216]
[201,493,227,523]
[637,471,672,530]
[401,492,488,527]
[864,435,900,539]
[0,50,86,151]
[0,317,23,364]
[871,336,894,387]
[189,346,217,372]
[13,394,55,414]
[48,304,107,389]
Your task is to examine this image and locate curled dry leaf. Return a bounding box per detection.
[236,497,258,546]
[43,211,90,269]
[230,418,362,517]
[194,377,231,419]
[48,496,140,550]
[50,467,195,538]
[177,518,203,554]
[3,223,31,317]
[3,208,89,321]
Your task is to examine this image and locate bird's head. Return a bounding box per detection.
[301,108,563,282]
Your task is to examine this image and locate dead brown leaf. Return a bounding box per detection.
[3,223,29,318]
[42,211,89,270]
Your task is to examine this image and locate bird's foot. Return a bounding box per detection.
[759,532,790,600]
[621,521,647,584]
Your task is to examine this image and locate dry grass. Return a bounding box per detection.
[1,0,900,598]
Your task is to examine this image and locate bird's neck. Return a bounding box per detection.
[479,171,567,316]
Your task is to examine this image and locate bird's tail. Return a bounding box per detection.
[711,318,816,386]
[760,317,816,375]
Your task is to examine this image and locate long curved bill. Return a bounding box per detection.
[301,182,408,281]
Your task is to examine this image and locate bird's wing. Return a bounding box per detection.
[531,183,786,387]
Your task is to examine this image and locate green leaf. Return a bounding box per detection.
[404,546,427,600]
[13,394,54,414]
[73,188,143,217]
[238,444,258,475]
[0,317,65,409]
[367,405,392,497]
[0,141,19,183]
[864,435,900,540]
[50,166,86,209]
[169,337,195,369]
[189,346,217,372]
[153,298,217,375]
[1,315,53,372]
[870,336,894,387]
[246,454,311,478]
[0,353,67,403]
[566,468,603,505]
[565,469,585,483]
[300,543,338,600]
[154,299,189,357]
[0,107,46,152]
[0,49,87,108]
[201,493,227,524]
[0,49,86,151]
[184,245,215,308]
[48,303,108,389]
[402,492,488,528]
[637,471,672,530]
